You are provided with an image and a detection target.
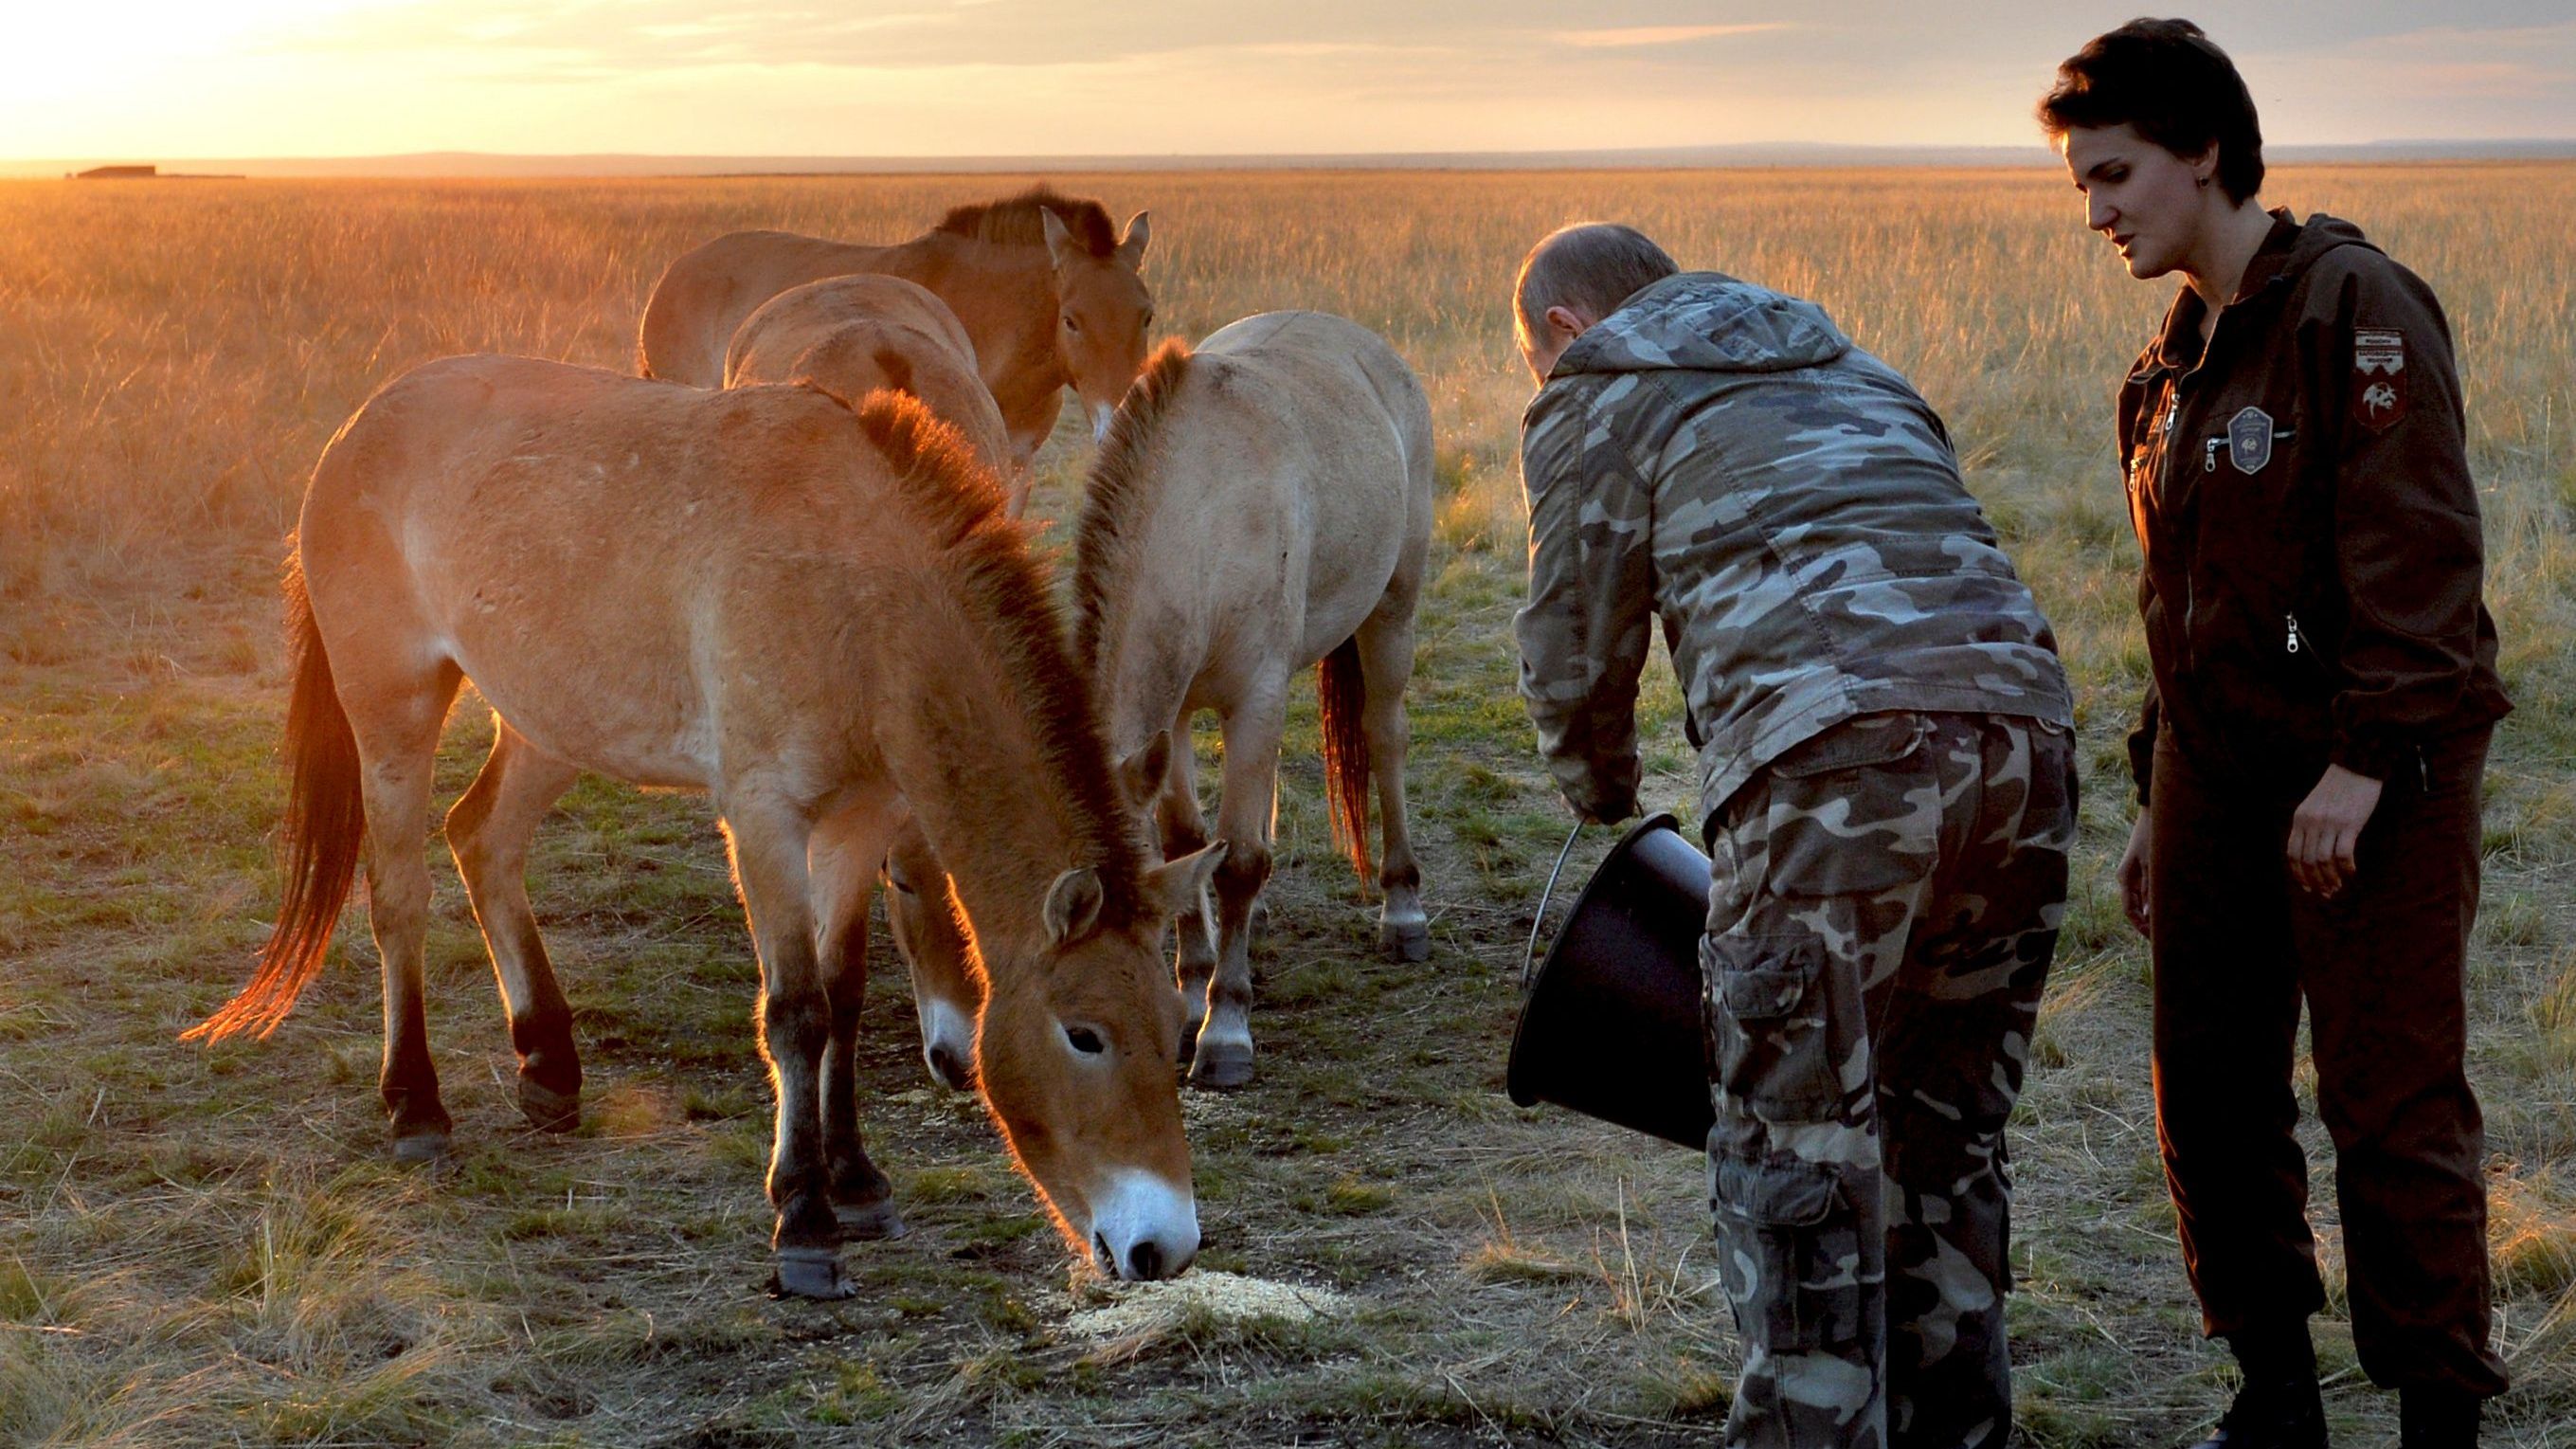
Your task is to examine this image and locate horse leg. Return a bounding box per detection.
[1355,608,1430,963]
[348,663,463,1162]
[1157,715,1218,1063]
[445,721,584,1132]
[1190,690,1283,1090]
[810,797,906,1240]
[882,819,979,1094]
[722,792,850,1298]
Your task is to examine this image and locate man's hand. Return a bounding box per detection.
[2287,764,2384,899]
[2117,810,2152,938]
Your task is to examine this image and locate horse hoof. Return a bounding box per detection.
[1380,919,1432,963]
[1188,1042,1255,1090]
[1176,1026,1201,1068]
[837,1198,910,1242]
[391,1131,452,1165]
[768,1247,856,1300]
[517,1078,581,1133]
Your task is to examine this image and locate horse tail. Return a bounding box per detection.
[187,560,367,1041]
[1315,636,1373,881]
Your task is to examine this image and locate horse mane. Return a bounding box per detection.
[846,390,1149,912]
[1070,339,1195,673]
[936,187,1120,257]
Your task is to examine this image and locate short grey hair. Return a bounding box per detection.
[1513,224,1680,348]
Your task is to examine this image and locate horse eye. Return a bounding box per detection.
[1142,308,1156,328]
[1062,312,1083,334]
[1064,1024,1106,1057]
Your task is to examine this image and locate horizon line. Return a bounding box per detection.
[13,137,2576,179]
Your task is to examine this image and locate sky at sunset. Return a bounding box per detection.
[5,0,2572,163]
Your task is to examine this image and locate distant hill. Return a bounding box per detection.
[9,139,2572,179]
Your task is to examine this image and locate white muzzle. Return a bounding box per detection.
[1087,1169,1198,1281]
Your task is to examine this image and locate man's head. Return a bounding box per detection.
[1513,224,1678,384]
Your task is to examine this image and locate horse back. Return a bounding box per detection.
[302,355,901,790]
[638,229,915,388]
[725,276,1012,475]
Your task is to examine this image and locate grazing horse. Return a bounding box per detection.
[638,187,1154,468]
[725,274,1018,498]
[186,360,1221,1296]
[1070,313,1436,1088]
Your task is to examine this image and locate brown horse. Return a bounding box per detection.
[1071,313,1436,1088]
[638,187,1153,469]
[725,273,1018,500]
[187,358,1220,1296]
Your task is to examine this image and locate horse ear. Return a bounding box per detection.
[1041,864,1106,947]
[1143,841,1226,920]
[1117,731,1171,806]
[1116,211,1150,269]
[1040,208,1079,270]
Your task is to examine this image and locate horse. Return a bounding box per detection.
[725,273,1018,501]
[638,187,1153,470]
[1068,312,1436,1088]
[185,358,1222,1296]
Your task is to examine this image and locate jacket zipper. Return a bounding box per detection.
[2285,613,2304,655]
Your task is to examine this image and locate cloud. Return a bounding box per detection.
[1549,23,1791,48]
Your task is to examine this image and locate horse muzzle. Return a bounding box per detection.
[1087,1169,1198,1280]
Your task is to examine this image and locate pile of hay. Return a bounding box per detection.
[1063,1270,1348,1340]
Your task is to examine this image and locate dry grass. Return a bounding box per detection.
[2,165,2571,1446]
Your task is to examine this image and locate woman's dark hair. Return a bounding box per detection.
[2039,18,2264,203]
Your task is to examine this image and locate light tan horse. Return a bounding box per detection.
[639,187,1153,468]
[726,276,1013,1080]
[186,360,1220,1296]
[725,273,1018,499]
[1071,312,1436,1088]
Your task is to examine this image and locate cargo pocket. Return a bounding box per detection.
[1709,1151,1858,1352]
[1758,715,1941,897]
[1704,933,1840,1119]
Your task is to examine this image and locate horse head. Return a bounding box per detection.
[970,843,1223,1281]
[1042,207,1155,444]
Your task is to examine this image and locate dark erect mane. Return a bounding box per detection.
[847,390,1149,913]
[1070,339,1195,673]
[937,187,1120,257]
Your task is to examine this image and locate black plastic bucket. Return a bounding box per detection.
[1506,813,1716,1150]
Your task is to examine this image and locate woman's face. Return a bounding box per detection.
[2058,122,2215,281]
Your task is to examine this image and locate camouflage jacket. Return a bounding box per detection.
[1514,271,2072,834]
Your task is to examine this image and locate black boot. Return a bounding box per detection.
[2190,1324,2326,1449]
[2398,1388,2479,1449]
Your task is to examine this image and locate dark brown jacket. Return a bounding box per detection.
[2118,210,2508,803]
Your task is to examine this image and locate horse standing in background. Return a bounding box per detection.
[188,358,1220,1296]
[1071,312,1437,1088]
[639,187,1154,469]
[725,273,1018,498]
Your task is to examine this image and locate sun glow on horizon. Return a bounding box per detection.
[4,2,2571,166]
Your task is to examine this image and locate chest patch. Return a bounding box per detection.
[2227,406,2275,473]
[2352,327,2408,430]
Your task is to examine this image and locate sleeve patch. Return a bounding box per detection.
[2352,327,2407,431]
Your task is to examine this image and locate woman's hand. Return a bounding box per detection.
[2117,809,2153,938]
[2287,764,2384,898]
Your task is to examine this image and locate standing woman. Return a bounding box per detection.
[2040,19,2510,1449]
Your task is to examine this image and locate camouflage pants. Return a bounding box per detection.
[1703,711,2075,1449]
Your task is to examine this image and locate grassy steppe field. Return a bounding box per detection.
[2,166,2571,1447]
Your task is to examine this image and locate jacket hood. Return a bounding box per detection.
[1552,272,1851,378]
[2243,210,2378,296]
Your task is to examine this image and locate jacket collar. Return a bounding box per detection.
[2141,208,2303,376]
